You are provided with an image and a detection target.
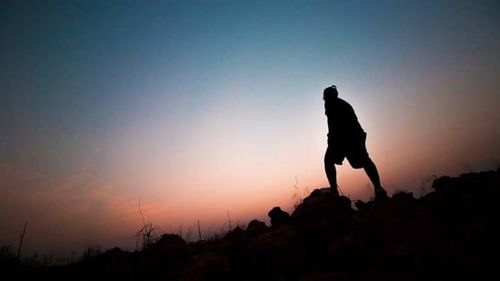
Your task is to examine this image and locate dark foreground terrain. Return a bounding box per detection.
[3,169,499,281]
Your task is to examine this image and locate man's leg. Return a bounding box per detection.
[363,158,380,188]
[363,158,387,199]
[324,148,340,196]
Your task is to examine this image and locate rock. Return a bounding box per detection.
[152,234,187,256]
[140,234,188,277]
[223,226,245,241]
[219,226,246,255]
[243,224,306,278]
[246,220,268,236]
[268,207,290,226]
[292,189,352,221]
[291,189,354,242]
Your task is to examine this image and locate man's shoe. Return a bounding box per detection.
[318,187,340,196]
[374,187,388,200]
[330,186,340,197]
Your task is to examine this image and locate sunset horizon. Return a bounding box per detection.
[1,0,499,260]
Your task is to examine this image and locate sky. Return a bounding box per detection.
[1,0,499,258]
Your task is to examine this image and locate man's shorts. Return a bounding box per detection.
[325,132,370,169]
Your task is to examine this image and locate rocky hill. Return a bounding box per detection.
[4,169,500,281]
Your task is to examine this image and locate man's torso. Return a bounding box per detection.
[325,98,365,143]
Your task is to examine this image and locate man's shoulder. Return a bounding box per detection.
[335,98,354,110]
[336,97,351,105]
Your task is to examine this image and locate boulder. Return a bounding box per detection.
[268,207,290,226]
[246,220,268,236]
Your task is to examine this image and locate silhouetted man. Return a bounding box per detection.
[323,85,388,200]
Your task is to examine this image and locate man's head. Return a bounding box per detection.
[323,85,338,101]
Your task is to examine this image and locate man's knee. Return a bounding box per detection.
[350,156,372,169]
[324,152,337,166]
[363,157,375,167]
[324,154,331,165]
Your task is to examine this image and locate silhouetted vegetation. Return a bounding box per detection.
[3,169,499,280]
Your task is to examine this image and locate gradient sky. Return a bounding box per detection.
[1,0,499,258]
